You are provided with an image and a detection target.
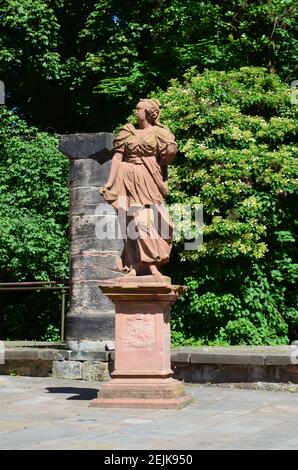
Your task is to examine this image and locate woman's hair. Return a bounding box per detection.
[140,98,161,125]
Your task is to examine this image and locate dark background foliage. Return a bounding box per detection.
[1,0,297,132]
[0,1,297,342]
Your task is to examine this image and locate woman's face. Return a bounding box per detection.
[135,102,147,122]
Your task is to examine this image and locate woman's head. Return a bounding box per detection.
[136,98,161,125]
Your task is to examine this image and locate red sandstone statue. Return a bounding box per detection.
[100,98,177,277]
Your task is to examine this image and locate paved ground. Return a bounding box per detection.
[0,375,298,450]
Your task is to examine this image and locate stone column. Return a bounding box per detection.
[59,133,123,351]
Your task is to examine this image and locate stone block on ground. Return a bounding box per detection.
[52,361,82,380]
[82,361,110,381]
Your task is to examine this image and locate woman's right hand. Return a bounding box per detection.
[99,184,107,195]
[99,182,112,195]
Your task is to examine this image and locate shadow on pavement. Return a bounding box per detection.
[46,387,98,400]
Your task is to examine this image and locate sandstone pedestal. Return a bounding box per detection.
[90,276,192,409]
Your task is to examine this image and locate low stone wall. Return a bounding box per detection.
[0,360,53,378]
[0,344,111,381]
[173,363,298,384]
[1,343,298,385]
[171,346,298,385]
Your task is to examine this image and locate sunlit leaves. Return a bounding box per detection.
[158,67,298,345]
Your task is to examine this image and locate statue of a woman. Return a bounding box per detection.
[100,98,177,277]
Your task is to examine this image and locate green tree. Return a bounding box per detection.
[153,67,298,345]
[1,0,297,133]
[0,107,69,339]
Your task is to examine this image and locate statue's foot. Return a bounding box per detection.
[115,258,124,272]
[126,268,137,277]
[122,263,163,277]
[148,264,163,277]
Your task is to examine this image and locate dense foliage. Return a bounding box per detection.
[1,0,297,133]
[0,1,297,343]
[0,108,69,339]
[157,67,298,345]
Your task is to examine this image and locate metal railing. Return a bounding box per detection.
[0,281,69,340]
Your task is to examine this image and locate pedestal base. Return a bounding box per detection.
[90,276,192,409]
[90,377,193,409]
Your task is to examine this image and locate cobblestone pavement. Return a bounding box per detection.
[0,376,298,450]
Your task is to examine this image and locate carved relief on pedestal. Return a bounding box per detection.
[121,314,156,350]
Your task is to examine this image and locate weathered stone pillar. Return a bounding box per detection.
[59,133,123,351]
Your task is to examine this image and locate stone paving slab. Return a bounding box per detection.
[0,375,298,450]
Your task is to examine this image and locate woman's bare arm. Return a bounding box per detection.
[165,142,177,163]
[105,152,123,188]
[160,142,177,166]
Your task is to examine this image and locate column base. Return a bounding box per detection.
[90,377,193,409]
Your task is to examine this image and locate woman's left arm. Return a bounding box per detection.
[160,142,177,166]
[164,142,177,164]
[157,128,177,165]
